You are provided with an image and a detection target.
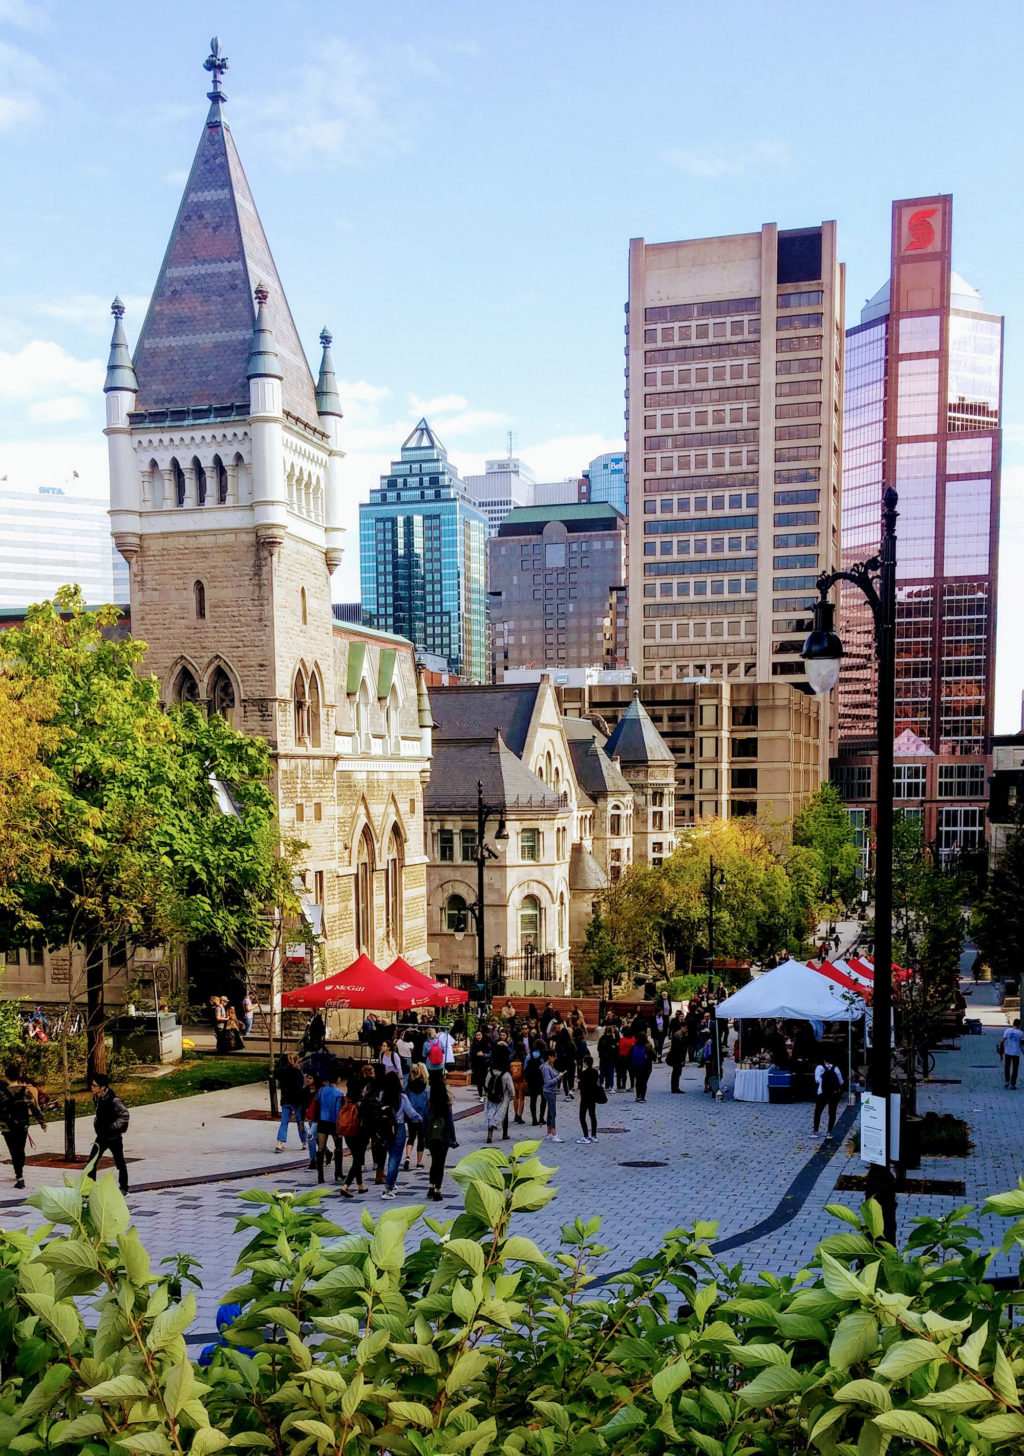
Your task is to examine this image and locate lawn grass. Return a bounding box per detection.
[42,1056,267,1117]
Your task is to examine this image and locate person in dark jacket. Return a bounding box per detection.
[632,1035,654,1103]
[666,1025,687,1094]
[274,1051,306,1152]
[425,1069,458,1201]
[87,1073,130,1193]
[596,1025,618,1092]
[577,1054,601,1143]
[469,1030,490,1100]
[1,1063,47,1189]
[524,1046,545,1124]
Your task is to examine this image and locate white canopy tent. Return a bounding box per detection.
[715,959,866,1023]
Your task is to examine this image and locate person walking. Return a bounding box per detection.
[632,1034,654,1103]
[524,1046,545,1124]
[555,1022,576,1100]
[666,1023,686,1094]
[380,1070,423,1199]
[999,1019,1023,1089]
[510,1044,527,1125]
[812,1057,844,1136]
[596,1024,617,1092]
[540,1050,562,1142]
[424,1069,457,1201]
[577,1054,602,1143]
[274,1051,306,1152]
[484,1047,515,1143]
[339,1071,376,1197]
[379,1039,404,1081]
[242,993,255,1036]
[0,1063,46,1189]
[469,1030,490,1100]
[404,1062,429,1170]
[87,1073,130,1194]
[315,1065,345,1184]
[616,1029,635,1091]
[212,996,228,1050]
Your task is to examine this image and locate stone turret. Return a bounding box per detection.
[104,298,140,568]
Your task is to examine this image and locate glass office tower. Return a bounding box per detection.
[837,196,1002,857]
[359,420,488,681]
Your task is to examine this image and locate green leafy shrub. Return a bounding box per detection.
[2,1150,1024,1454]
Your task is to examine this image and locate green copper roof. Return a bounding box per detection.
[498,501,624,531]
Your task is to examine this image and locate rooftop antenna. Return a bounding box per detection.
[506,428,518,461]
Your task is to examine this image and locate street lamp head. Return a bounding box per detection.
[495,815,509,841]
[801,595,843,695]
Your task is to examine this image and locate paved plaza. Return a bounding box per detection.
[1,977,1019,1345]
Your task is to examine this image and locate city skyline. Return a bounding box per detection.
[1,2,1021,727]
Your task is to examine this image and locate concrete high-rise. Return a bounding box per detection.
[360,420,488,680]
[625,223,845,775]
[0,484,128,608]
[835,195,1002,858]
[462,455,537,535]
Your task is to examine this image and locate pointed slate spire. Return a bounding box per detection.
[246,283,283,381]
[315,327,342,418]
[104,297,138,394]
[604,691,675,765]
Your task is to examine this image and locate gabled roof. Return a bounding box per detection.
[562,718,632,796]
[132,78,318,424]
[430,684,541,756]
[425,735,562,814]
[604,693,675,765]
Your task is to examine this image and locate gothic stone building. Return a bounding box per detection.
[99,48,431,998]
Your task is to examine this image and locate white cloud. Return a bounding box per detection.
[29,396,89,423]
[517,432,623,483]
[239,38,410,170]
[0,39,51,132]
[0,0,50,30]
[31,292,150,335]
[434,409,509,438]
[409,393,468,417]
[666,138,791,180]
[0,440,108,495]
[0,340,103,399]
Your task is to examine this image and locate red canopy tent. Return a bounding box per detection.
[384,956,468,1007]
[852,955,913,985]
[280,953,434,1012]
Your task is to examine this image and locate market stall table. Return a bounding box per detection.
[733,1067,771,1102]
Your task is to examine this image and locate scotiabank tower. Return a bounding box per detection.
[837,195,1002,861]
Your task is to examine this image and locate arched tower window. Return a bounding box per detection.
[385,828,404,947]
[557,892,566,947]
[444,893,468,932]
[194,580,206,620]
[308,671,322,749]
[171,666,199,706]
[171,458,185,507]
[234,452,249,503]
[209,666,236,726]
[301,587,307,625]
[293,669,308,744]
[149,459,164,509]
[519,895,541,952]
[192,456,207,506]
[355,829,375,955]
[213,454,228,504]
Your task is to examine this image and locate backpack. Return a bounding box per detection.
[426,1112,448,1144]
[337,1099,360,1139]
[0,1084,30,1132]
[372,1101,398,1148]
[427,1042,444,1067]
[630,1042,647,1068]
[485,1071,505,1104]
[820,1065,841,1099]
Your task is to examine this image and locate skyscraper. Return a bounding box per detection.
[836,195,1002,858]
[0,484,127,608]
[625,222,844,775]
[486,501,626,680]
[359,420,488,680]
[462,455,537,535]
[585,451,626,513]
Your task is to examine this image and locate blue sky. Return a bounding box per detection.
[1,0,1021,729]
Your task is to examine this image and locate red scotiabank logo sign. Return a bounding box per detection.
[906,207,938,251]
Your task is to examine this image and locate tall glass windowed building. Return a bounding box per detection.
[359,420,488,681]
[836,195,1002,858]
[0,485,128,609]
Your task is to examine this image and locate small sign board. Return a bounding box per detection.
[285,944,307,963]
[860,1092,886,1166]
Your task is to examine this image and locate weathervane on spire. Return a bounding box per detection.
[204,36,229,103]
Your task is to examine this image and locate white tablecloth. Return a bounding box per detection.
[733,1068,770,1102]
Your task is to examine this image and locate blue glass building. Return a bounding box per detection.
[359,420,488,681]
[584,451,627,513]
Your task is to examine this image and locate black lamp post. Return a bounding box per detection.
[801,485,899,1241]
[462,779,508,1008]
[708,856,726,1079]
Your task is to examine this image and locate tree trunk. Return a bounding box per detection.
[85,942,107,1080]
[63,1096,77,1162]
